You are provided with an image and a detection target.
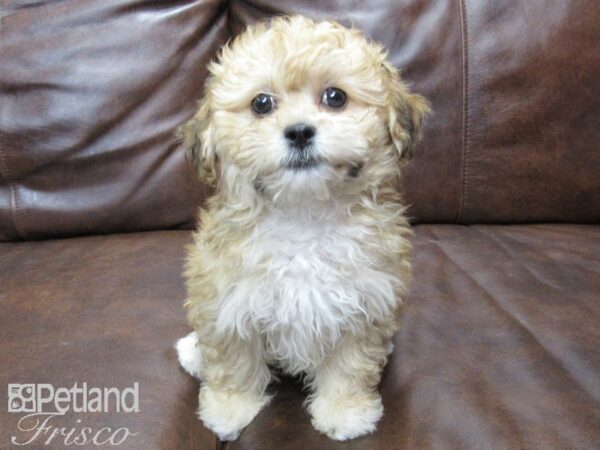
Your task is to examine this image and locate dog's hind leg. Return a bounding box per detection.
[176,331,203,380]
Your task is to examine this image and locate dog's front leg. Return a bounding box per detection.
[196,333,272,441]
[307,332,391,441]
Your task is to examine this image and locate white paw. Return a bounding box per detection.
[198,386,271,441]
[386,341,395,356]
[175,332,202,380]
[309,394,383,441]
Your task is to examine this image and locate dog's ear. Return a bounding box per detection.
[178,98,218,185]
[382,61,431,160]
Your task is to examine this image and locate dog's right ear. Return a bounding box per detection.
[178,98,218,186]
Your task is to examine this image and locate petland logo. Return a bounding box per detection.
[7,383,139,446]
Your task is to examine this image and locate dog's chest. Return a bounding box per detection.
[220,213,398,373]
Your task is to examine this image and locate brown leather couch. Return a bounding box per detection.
[1,1,599,449]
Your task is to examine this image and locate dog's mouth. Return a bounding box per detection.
[283,150,322,171]
[281,149,365,178]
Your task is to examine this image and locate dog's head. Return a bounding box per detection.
[180,16,429,207]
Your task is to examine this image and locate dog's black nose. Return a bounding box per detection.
[284,123,316,150]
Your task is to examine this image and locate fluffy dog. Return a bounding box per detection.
[176,15,429,441]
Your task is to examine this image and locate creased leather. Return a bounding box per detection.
[227,224,600,449]
[0,231,219,449]
[0,0,228,241]
[1,1,599,241]
[2,226,598,449]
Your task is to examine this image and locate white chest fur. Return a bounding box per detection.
[215,209,402,374]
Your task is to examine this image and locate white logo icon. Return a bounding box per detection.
[8,384,36,413]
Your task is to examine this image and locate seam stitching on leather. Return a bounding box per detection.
[0,9,26,240]
[224,0,234,36]
[457,0,469,223]
[0,136,25,240]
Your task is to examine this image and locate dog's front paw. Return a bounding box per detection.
[198,386,271,441]
[309,393,383,441]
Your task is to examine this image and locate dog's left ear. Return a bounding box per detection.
[382,61,431,160]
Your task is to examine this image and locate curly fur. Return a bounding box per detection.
[177,15,429,441]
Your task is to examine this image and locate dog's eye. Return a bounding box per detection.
[251,93,275,115]
[321,87,347,109]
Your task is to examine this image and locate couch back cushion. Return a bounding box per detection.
[0,0,227,240]
[1,0,598,240]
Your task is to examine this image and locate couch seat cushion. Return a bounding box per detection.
[1,225,599,449]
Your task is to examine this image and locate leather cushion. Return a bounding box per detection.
[230,0,600,223]
[2,1,600,241]
[0,231,216,449]
[1,225,599,448]
[0,0,226,240]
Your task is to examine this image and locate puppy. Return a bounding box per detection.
[176,15,429,441]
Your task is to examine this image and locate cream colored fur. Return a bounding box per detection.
[176,15,429,441]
